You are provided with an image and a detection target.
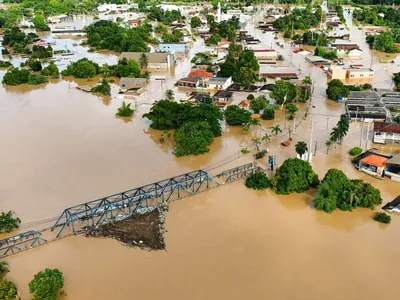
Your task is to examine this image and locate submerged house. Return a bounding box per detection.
[373,123,400,144]
[382,196,400,212]
[385,155,400,182]
[358,152,391,177]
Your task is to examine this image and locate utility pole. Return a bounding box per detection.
[355,107,359,122]
[314,141,317,156]
[359,122,364,148]
[308,116,314,161]
[365,121,371,150]
[326,117,329,132]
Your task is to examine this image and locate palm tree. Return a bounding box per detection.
[295,141,308,159]
[165,89,174,101]
[271,125,282,136]
[139,53,148,69]
[0,261,9,276]
[115,101,134,117]
[252,137,262,152]
[325,139,332,154]
[302,76,312,101]
[262,133,271,144]
[242,125,250,134]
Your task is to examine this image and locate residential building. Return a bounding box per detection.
[159,43,189,54]
[327,66,347,79]
[347,68,374,79]
[48,15,71,24]
[331,43,360,50]
[207,77,232,90]
[177,77,200,88]
[358,152,391,177]
[382,196,400,212]
[347,49,363,60]
[188,70,213,79]
[260,72,298,79]
[373,122,400,144]
[251,49,277,60]
[119,52,174,69]
[306,56,332,66]
[384,156,400,182]
[119,77,147,92]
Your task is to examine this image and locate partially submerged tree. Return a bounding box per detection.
[295,141,308,159]
[165,89,174,101]
[174,121,214,156]
[29,268,64,300]
[91,79,111,96]
[0,211,21,233]
[272,158,319,195]
[225,105,252,125]
[245,172,271,190]
[116,101,134,117]
[0,278,17,300]
[271,125,282,136]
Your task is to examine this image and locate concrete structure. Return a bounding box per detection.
[306,56,332,66]
[207,77,232,90]
[331,43,360,50]
[177,77,200,88]
[327,66,347,79]
[119,52,174,70]
[159,43,189,54]
[48,15,70,24]
[382,196,400,212]
[347,68,374,79]
[373,122,400,144]
[384,157,400,182]
[97,4,132,12]
[347,49,363,60]
[251,49,277,60]
[119,78,147,92]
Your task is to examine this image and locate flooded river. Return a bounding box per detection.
[1,5,400,299]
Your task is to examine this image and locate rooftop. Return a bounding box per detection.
[306,56,331,62]
[119,77,147,88]
[386,155,400,165]
[119,52,169,64]
[348,68,373,72]
[188,70,213,78]
[373,122,400,134]
[348,91,379,99]
[208,77,230,83]
[360,154,389,167]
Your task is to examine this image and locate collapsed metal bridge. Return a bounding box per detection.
[0,162,263,257]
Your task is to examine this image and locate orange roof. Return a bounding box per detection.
[360,154,389,167]
[188,70,213,78]
[251,114,261,119]
[239,99,250,107]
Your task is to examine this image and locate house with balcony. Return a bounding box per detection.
[207,77,232,90]
[373,122,400,144]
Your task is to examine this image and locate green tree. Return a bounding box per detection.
[314,182,337,213]
[207,14,215,24]
[0,210,21,233]
[116,101,134,117]
[286,103,299,114]
[112,58,141,78]
[205,33,221,45]
[2,68,47,85]
[29,268,64,300]
[29,60,42,72]
[245,172,271,190]
[190,16,201,28]
[91,79,111,96]
[41,62,59,77]
[249,95,269,114]
[326,79,349,100]
[191,52,213,65]
[270,80,297,104]
[143,100,181,130]
[0,261,9,276]
[0,278,17,300]
[165,89,174,101]
[33,14,50,31]
[295,141,308,159]
[139,53,148,69]
[271,125,282,136]
[373,212,391,224]
[61,58,100,78]
[225,105,252,125]
[272,158,319,195]
[174,121,214,156]
[349,147,362,156]
[262,107,275,120]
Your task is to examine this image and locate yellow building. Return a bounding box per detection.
[347,68,374,79]
[327,66,347,80]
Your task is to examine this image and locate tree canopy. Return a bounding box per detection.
[245,172,272,190]
[270,80,297,104]
[272,158,319,195]
[314,169,382,213]
[61,58,100,78]
[29,268,64,300]
[2,68,48,85]
[174,121,214,156]
[218,44,259,86]
[225,105,252,125]
[41,62,59,77]
[0,278,17,300]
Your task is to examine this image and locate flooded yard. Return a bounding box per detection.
[0,5,399,299]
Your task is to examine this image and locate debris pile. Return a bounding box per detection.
[81,207,165,250]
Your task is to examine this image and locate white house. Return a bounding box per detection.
[347,49,363,60]
[206,77,232,90]
[251,49,277,60]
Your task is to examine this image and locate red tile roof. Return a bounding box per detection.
[374,122,400,134]
[188,70,213,78]
[360,154,389,167]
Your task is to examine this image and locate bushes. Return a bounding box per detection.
[0,61,12,68]
[326,79,349,100]
[245,172,271,190]
[0,211,21,233]
[61,58,100,78]
[349,147,362,156]
[373,212,391,224]
[262,107,275,120]
[116,101,134,117]
[272,158,319,195]
[29,60,42,72]
[29,268,64,300]
[41,62,59,77]
[225,105,251,125]
[91,79,111,96]
[174,121,214,156]
[2,68,48,85]
[249,95,269,114]
[313,169,382,213]
[0,278,17,300]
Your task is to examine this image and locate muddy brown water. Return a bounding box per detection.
[1,6,400,299]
